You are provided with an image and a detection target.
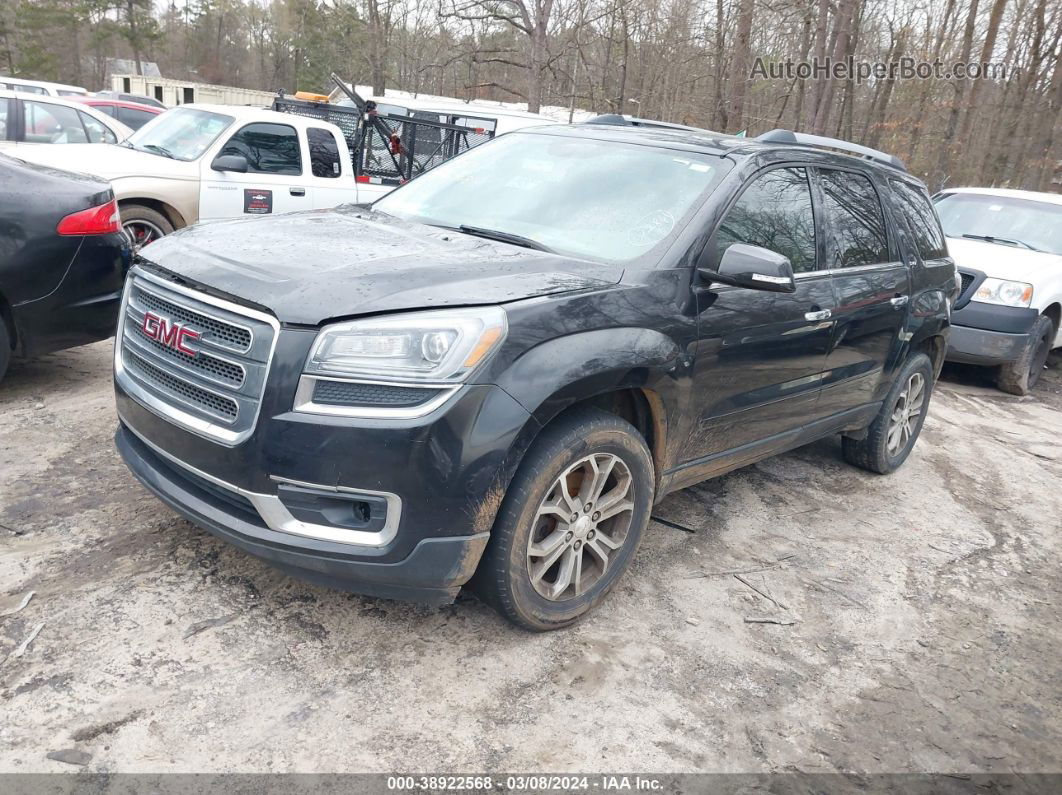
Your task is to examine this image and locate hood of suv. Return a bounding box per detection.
[947,236,1062,282]
[137,208,623,325]
[12,143,196,182]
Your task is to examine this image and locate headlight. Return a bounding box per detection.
[973,278,1033,308]
[305,306,507,383]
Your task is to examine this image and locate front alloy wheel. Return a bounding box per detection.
[526,453,635,601]
[473,407,654,631]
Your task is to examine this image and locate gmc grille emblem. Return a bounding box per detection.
[142,311,201,357]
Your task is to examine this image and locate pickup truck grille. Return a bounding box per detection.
[117,272,278,445]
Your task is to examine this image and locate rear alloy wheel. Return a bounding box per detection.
[120,204,173,253]
[843,352,934,475]
[997,314,1054,396]
[473,407,654,631]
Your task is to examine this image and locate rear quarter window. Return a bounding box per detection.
[890,179,947,260]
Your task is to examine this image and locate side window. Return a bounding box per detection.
[889,179,947,260]
[79,111,116,143]
[308,127,341,178]
[96,104,118,118]
[0,98,10,140]
[716,167,818,273]
[23,101,88,144]
[117,106,156,130]
[819,169,889,267]
[218,122,302,175]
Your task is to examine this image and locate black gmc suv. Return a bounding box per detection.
[113,120,955,631]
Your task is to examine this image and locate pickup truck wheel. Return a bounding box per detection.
[842,352,934,475]
[472,407,654,632]
[120,204,173,252]
[996,314,1054,396]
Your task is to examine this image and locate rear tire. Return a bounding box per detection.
[120,203,173,252]
[472,407,654,632]
[842,352,934,475]
[997,314,1054,396]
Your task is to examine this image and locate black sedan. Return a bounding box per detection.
[0,153,129,382]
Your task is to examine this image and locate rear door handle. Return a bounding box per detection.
[890,295,910,308]
[289,187,306,197]
[805,309,832,321]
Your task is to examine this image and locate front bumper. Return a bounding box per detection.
[117,424,490,604]
[945,301,1040,366]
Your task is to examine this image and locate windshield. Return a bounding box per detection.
[125,107,234,161]
[934,192,1062,256]
[374,132,723,263]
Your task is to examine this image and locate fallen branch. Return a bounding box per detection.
[1,591,35,617]
[12,622,45,658]
[734,573,790,610]
[744,615,797,626]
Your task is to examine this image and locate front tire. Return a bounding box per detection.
[473,407,654,632]
[843,352,935,475]
[120,203,173,253]
[997,314,1054,396]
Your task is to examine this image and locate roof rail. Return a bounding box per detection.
[583,114,708,133]
[755,129,906,171]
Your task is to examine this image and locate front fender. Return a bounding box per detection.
[493,327,684,422]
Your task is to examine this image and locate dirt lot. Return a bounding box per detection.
[1,340,1060,775]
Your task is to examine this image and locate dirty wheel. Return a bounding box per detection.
[997,314,1054,396]
[843,352,934,475]
[472,407,653,631]
[120,204,173,253]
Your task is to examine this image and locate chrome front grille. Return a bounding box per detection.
[116,271,278,445]
[132,286,252,351]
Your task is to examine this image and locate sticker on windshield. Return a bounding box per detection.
[244,189,273,214]
[628,210,676,247]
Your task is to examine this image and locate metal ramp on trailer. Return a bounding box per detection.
[272,75,497,189]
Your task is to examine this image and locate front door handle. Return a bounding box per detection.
[289,187,306,197]
[805,309,832,321]
[890,295,910,308]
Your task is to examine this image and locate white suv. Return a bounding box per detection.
[934,187,1062,394]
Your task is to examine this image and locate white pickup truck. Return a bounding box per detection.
[12,104,382,249]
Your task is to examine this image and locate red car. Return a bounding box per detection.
[71,97,163,131]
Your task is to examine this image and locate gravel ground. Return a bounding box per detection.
[1,341,1060,774]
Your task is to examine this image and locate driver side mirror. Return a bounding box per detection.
[698,243,796,293]
[211,154,248,173]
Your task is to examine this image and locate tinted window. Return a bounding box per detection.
[79,111,116,143]
[890,180,947,260]
[0,98,9,140]
[23,101,88,144]
[308,127,341,178]
[96,104,118,118]
[218,122,301,175]
[820,169,889,267]
[715,167,818,272]
[117,106,156,130]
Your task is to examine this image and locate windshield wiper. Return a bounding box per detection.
[140,143,176,160]
[962,233,1041,252]
[457,224,554,253]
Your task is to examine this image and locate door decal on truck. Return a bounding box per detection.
[244,189,273,214]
